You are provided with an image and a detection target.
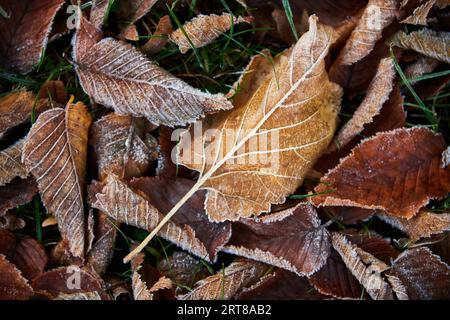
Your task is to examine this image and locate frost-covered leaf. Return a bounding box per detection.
[387,247,450,299]
[117,0,158,26]
[0,177,38,216]
[90,0,112,30]
[140,15,173,56]
[178,259,268,300]
[391,28,450,64]
[401,0,436,25]
[74,37,232,127]
[169,13,252,53]
[404,55,439,80]
[378,211,450,240]
[177,15,341,222]
[334,0,398,66]
[0,139,28,186]
[0,0,65,74]
[72,9,103,62]
[313,128,450,219]
[22,101,92,258]
[0,254,33,300]
[223,203,331,276]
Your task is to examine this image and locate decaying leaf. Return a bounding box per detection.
[223,203,331,276]
[329,58,395,152]
[378,211,450,240]
[90,0,112,30]
[0,254,33,300]
[74,37,232,127]
[334,0,397,66]
[387,247,450,299]
[0,0,65,74]
[313,128,450,219]
[91,175,231,262]
[0,139,28,186]
[140,15,173,56]
[331,232,394,299]
[0,90,46,135]
[22,101,92,258]
[72,9,103,62]
[237,269,327,300]
[0,177,38,216]
[401,0,436,25]
[169,13,252,54]
[176,15,341,222]
[179,259,268,300]
[391,28,450,64]
[91,113,158,180]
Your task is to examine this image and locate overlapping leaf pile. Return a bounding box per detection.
[0,0,449,300]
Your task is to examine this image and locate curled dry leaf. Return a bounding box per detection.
[313,128,450,219]
[179,259,268,300]
[391,28,450,64]
[236,269,327,300]
[0,254,34,300]
[0,139,28,186]
[140,15,173,56]
[91,113,158,180]
[22,101,92,258]
[377,211,450,240]
[329,58,395,152]
[31,266,109,300]
[387,247,450,299]
[176,15,341,222]
[0,177,38,216]
[169,13,253,54]
[0,90,46,135]
[74,37,232,127]
[0,0,65,74]
[334,0,397,66]
[331,232,394,299]
[223,203,331,276]
[91,175,231,262]
[401,0,436,25]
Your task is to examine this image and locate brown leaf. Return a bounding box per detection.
[31,266,109,299]
[334,0,397,66]
[91,113,158,180]
[169,13,252,54]
[331,232,394,299]
[313,128,450,219]
[329,58,396,152]
[442,145,450,168]
[38,80,68,105]
[0,214,25,231]
[378,211,450,240]
[0,177,38,216]
[0,0,65,74]
[74,37,232,127]
[92,175,231,262]
[401,0,436,25]
[391,28,450,64]
[0,90,46,135]
[224,203,331,276]
[0,254,33,300]
[72,9,103,62]
[178,259,268,300]
[0,139,28,186]
[22,101,92,258]
[90,0,111,30]
[405,55,439,81]
[176,15,341,222]
[117,0,158,26]
[236,269,327,300]
[54,291,102,300]
[140,15,173,56]
[387,247,450,299]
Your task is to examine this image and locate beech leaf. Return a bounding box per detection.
[0,139,28,186]
[401,0,436,25]
[0,254,33,300]
[0,177,38,216]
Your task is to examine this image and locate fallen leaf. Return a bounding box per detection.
[0,177,38,216]
[377,211,450,240]
[72,9,103,62]
[223,203,331,276]
[391,28,450,64]
[55,291,102,300]
[90,0,112,30]
[169,13,252,54]
[313,128,450,219]
[387,247,450,299]
[405,55,439,80]
[0,214,25,231]
[140,15,173,56]
[74,37,232,127]
[442,146,450,168]
[401,0,436,25]
[178,259,268,300]
[38,80,68,106]
[117,0,158,26]
[22,101,92,258]
[334,0,398,66]
[0,139,28,186]
[0,0,65,74]
[0,254,33,300]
